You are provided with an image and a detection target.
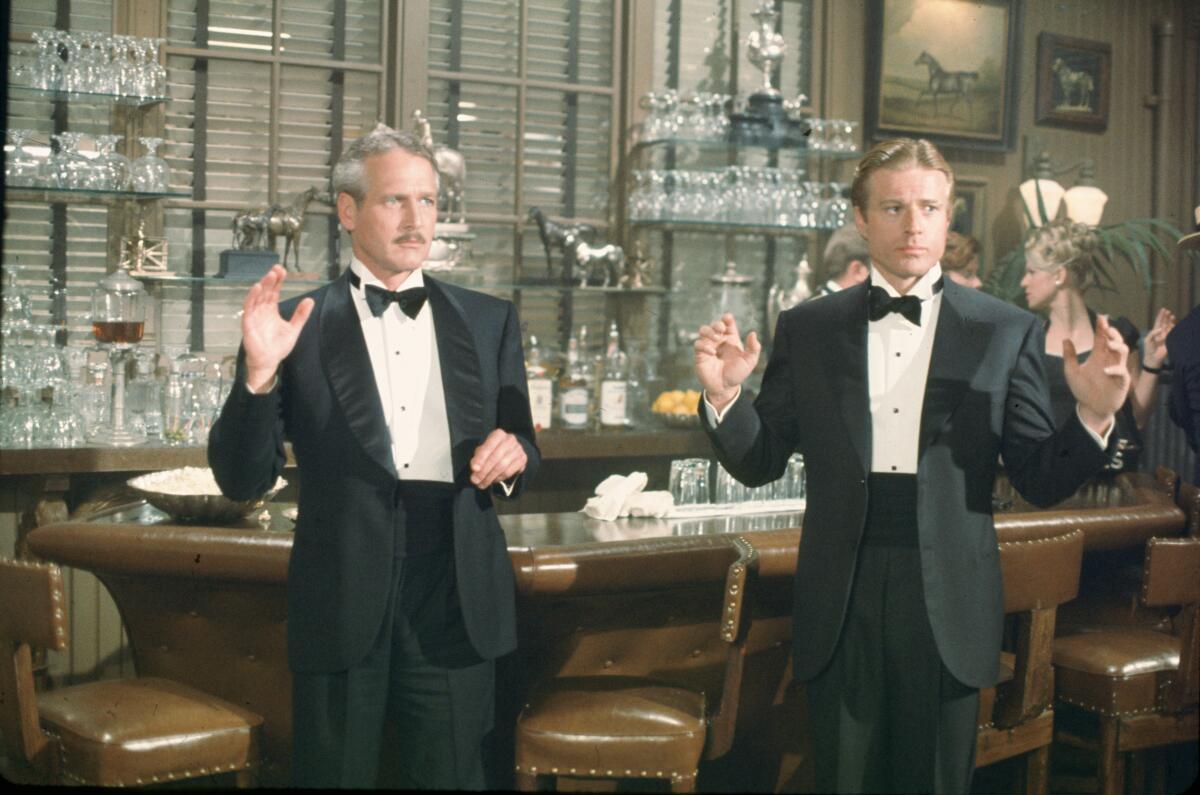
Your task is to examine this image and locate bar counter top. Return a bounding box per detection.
[26,472,1185,584]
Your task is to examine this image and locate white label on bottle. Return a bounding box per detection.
[600,381,627,426]
[561,387,589,427]
[528,378,553,430]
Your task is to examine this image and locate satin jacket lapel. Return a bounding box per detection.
[319,270,397,478]
[821,282,871,476]
[919,282,989,459]
[427,277,485,484]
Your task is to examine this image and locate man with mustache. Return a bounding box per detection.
[210,124,539,788]
[694,138,1129,793]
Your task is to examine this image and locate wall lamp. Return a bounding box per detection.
[1018,150,1109,227]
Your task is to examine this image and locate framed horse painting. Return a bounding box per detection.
[1035,33,1111,132]
[865,0,1022,151]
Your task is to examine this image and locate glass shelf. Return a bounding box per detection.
[6,84,169,108]
[633,137,861,160]
[629,219,820,236]
[6,186,192,204]
[508,283,667,294]
[127,273,663,295]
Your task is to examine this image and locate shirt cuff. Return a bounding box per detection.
[244,375,278,395]
[1076,404,1115,449]
[703,386,742,425]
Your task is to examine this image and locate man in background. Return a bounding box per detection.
[811,223,870,299]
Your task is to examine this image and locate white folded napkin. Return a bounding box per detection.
[582,472,664,521]
[624,490,674,517]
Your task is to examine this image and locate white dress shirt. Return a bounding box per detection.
[867,264,943,474]
[349,259,454,482]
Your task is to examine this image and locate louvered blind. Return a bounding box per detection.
[161,0,383,354]
[423,0,620,354]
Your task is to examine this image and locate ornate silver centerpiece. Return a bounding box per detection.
[728,1,805,146]
[746,1,786,98]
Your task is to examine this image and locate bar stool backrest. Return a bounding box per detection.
[0,558,68,778]
[1141,537,1200,713]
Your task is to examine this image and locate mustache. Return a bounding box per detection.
[393,231,425,244]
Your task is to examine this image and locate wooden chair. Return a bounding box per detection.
[512,535,758,792]
[975,525,1085,795]
[0,557,263,787]
[1051,536,1200,795]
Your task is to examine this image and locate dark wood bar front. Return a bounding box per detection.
[24,473,1186,788]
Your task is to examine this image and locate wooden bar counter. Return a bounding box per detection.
[24,473,1185,788]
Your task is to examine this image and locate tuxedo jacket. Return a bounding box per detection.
[209,271,539,674]
[703,280,1110,688]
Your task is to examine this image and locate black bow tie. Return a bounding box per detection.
[349,271,427,319]
[867,278,943,326]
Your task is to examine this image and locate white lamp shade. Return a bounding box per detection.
[1063,185,1108,226]
[1019,178,1065,226]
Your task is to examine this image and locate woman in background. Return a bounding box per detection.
[942,231,983,288]
[1020,220,1175,472]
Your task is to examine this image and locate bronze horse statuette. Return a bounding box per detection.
[231,186,325,271]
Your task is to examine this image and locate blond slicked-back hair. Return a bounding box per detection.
[850,137,955,215]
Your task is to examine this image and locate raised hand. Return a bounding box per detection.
[693,313,761,411]
[1063,314,1131,435]
[1141,307,1176,369]
[241,264,314,392]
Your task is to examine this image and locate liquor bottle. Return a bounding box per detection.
[525,333,554,431]
[599,320,629,428]
[558,331,591,430]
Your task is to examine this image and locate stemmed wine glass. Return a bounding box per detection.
[87,268,148,446]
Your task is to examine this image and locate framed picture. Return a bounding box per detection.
[865,0,1022,151]
[951,177,987,238]
[1035,32,1111,131]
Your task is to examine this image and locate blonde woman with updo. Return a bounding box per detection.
[1020,220,1175,472]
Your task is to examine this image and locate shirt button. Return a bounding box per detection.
[893,408,899,414]
[891,465,897,471]
[401,406,406,412]
[404,463,409,469]
[895,352,901,357]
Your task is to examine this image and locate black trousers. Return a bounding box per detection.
[290,547,494,789]
[805,475,980,794]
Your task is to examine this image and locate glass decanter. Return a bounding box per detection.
[130,136,168,193]
[87,268,148,446]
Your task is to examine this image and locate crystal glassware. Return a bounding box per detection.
[130,136,169,193]
[31,30,64,92]
[4,129,43,188]
[93,134,131,191]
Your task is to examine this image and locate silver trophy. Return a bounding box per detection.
[730,1,802,145]
[746,1,786,99]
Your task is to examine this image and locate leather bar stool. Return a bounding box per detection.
[513,535,758,792]
[0,557,264,787]
[975,526,1084,795]
[1051,536,1200,795]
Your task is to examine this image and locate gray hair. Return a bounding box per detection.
[331,123,439,203]
[822,223,871,279]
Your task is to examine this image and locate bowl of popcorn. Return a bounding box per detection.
[651,389,702,428]
[127,467,287,525]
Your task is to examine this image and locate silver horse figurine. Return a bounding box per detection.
[231,186,324,271]
[412,110,467,223]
